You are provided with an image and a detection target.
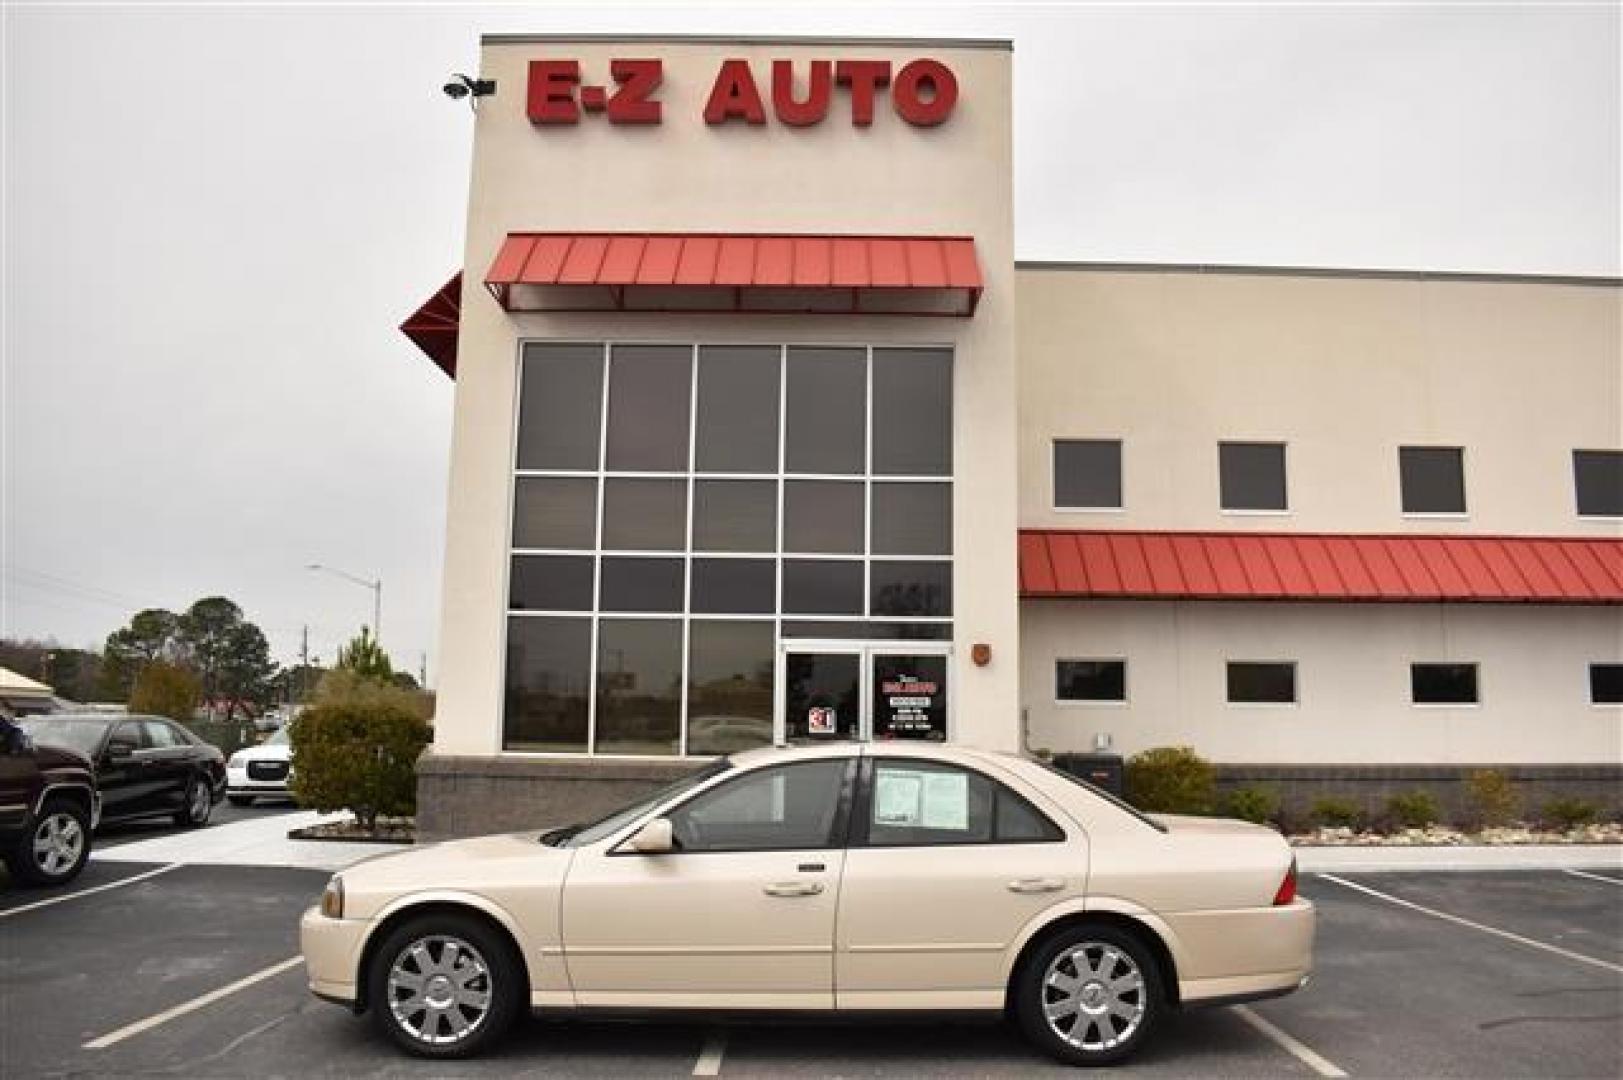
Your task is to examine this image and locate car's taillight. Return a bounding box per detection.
[1273,857,1298,906]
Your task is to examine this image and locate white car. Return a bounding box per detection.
[301,743,1314,1065]
[226,724,293,805]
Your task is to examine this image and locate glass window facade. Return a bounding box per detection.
[504,342,954,755]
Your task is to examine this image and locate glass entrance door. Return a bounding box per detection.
[779,646,950,744]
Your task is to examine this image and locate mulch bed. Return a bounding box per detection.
[288,817,415,844]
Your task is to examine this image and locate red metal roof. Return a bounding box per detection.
[1020,531,1623,603]
[400,273,461,378]
[485,233,983,316]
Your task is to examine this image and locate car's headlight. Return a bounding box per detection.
[320,876,344,919]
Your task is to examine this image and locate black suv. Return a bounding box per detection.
[0,715,100,886]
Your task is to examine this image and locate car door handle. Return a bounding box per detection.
[1007,877,1066,894]
[763,881,825,898]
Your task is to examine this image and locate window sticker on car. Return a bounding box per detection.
[874,770,925,825]
[920,771,969,829]
[874,768,969,830]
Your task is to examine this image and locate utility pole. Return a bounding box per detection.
[299,625,310,703]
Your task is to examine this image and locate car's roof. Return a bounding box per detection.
[727,741,1027,769]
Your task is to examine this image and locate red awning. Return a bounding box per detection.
[485,233,983,316]
[1019,531,1623,603]
[400,273,461,378]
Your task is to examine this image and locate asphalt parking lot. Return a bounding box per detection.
[2,824,1619,1078]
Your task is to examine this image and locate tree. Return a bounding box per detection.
[103,609,180,696]
[335,627,393,682]
[174,597,278,722]
[176,597,242,699]
[129,661,202,723]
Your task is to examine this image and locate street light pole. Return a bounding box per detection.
[305,563,383,640]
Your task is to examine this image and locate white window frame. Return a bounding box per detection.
[1572,449,1623,520]
[1397,444,1470,520]
[1051,437,1126,513]
[1217,439,1291,516]
[1588,661,1623,707]
[1223,659,1300,708]
[1054,657,1129,707]
[1408,661,1482,708]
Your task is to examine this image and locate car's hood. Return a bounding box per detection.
[32,742,94,774]
[235,742,290,763]
[340,832,571,901]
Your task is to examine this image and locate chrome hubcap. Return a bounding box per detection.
[387,935,492,1045]
[32,813,84,876]
[1042,942,1147,1051]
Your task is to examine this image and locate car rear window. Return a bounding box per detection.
[1033,759,1167,833]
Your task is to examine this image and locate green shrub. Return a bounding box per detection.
[1310,797,1365,830]
[1224,785,1281,825]
[289,671,431,830]
[1464,770,1521,828]
[1124,746,1216,814]
[1540,797,1599,829]
[1384,790,1441,830]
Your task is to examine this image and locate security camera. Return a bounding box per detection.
[442,74,495,106]
[442,79,471,100]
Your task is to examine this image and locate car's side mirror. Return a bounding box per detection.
[1,724,28,755]
[625,818,675,854]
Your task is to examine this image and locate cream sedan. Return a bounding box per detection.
[301,744,1314,1065]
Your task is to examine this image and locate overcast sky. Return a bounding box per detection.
[3,1,1618,683]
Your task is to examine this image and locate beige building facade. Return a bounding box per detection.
[411,34,1622,837]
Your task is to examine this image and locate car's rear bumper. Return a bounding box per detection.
[300,905,369,1006]
[1170,897,1316,1006]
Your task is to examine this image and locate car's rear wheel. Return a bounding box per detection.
[366,913,522,1059]
[175,776,213,828]
[11,798,92,887]
[1014,923,1163,1066]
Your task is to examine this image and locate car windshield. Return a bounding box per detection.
[19,716,110,757]
[543,759,733,848]
[265,725,292,746]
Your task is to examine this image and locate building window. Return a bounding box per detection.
[1226,661,1297,704]
[1400,447,1467,515]
[1411,663,1479,705]
[1219,441,1288,512]
[1053,439,1122,510]
[1056,660,1126,703]
[1573,450,1623,517]
[505,342,953,755]
[1591,664,1623,705]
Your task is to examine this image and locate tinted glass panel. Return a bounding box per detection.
[601,479,687,551]
[1220,442,1288,511]
[594,619,682,756]
[1054,440,1122,509]
[512,477,597,549]
[1574,450,1623,517]
[1411,663,1478,704]
[1057,660,1126,702]
[517,343,604,471]
[599,557,683,612]
[872,654,947,741]
[1227,662,1297,704]
[872,483,952,556]
[1591,663,1623,704]
[696,346,780,473]
[870,561,952,617]
[782,560,863,615]
[785,347,866,474]
[781,621,953,640]
[110,721,147,752]
[510,555,593,611]
[1400,447,1466,514]
[504,617,591,751]
[873,348,952,476]
[995,789,1064,842]
[784,653,861,742]
[690,559,775,614]
[866,760,992,846]
[783,480,864,554]
[692,480,777,552]
[142,720,181,748]
[605,345,692,471]
[687,621,774,754]
[669,760,847,851]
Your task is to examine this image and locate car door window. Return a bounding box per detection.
[142,720,180,748]
[666,760,848,852]
[110,721,149,755]
[863,760,1063,847]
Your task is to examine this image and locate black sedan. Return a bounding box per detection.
[20,713,226,829]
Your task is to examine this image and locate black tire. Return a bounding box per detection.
[10,797,93,887]
[227,795,255,808]
[1013,923,1165,1067]
[366,912,523,1059]
[175,775,214,828]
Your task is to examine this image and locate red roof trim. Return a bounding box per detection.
[400,273,461,379]
[1020,530,1623,604]
[484,232,983,317]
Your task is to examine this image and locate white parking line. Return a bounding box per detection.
[693,1029,727,1076]
[1319,873,1623,975]
[1233,1005,1347,1078]
[0,862,183,919]
[1563,868,1623,886]
[83,955,304,1049]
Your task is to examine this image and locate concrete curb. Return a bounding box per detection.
[1296,843,1623,873]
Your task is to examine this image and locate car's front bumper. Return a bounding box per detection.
[226,765,290,796]
[300,905,370,1006]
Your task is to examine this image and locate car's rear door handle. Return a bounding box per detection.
[763,881,825,898]
[1007,877,1066,894]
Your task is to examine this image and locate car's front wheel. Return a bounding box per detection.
[175,776,213,828]
[9,797,93,887]
[366,913,522,1059]
[1013,923,1164,1066]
